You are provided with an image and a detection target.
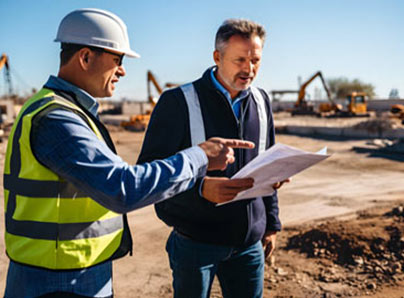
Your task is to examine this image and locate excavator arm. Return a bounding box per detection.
[0,54,9,70]
[297,71,333,106]
[122,71,179,131]
[147,70,163,106]
[0,53,13,95]
[292,71,341,115]
[147,70,179,106]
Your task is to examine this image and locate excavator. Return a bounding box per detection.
[291,71,369,117]
[291,71,337,116]
[121,70,178,131]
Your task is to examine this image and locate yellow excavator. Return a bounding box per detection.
[291,71,336,116]
[291,71,369,117]
[121,71,178,131]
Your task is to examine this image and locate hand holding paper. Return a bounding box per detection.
[217,143,330,206]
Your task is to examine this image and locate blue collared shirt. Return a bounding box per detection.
[5,76,208,298]
[210,68,250,119]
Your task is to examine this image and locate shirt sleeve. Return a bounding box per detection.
[31,108,208,214]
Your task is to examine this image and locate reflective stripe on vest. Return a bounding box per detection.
[250,86,268,154]
[4,88,125,270]
[181,84,268,153]
[181,83,206,146]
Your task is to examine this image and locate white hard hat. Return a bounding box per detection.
[55,8,140,58]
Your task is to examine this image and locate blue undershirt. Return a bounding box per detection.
[209,67,250,119]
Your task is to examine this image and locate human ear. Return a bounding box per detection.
[213,50,220,65]
[78,48,92,70]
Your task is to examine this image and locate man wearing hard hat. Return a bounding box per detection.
[3,8,254,297]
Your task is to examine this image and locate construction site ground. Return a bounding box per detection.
[1,114,404,297]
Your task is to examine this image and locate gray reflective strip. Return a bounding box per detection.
[59,216,123,241]
[6,210,123,241]
[181,83,206,146]
[250,87,268,154]
[4,174,89,198]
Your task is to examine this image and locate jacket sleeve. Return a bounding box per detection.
[31,104,208,214]
[261,88,282,232]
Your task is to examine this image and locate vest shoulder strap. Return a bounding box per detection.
[250,86,268,154]
[180,83,206,146]
[180,84,268,154]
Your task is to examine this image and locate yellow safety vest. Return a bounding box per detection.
[3,88,131,270]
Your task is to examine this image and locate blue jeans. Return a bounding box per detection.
[166,230,265,298]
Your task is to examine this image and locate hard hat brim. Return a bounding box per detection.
[55,39,140,58]
[125,49,140,58]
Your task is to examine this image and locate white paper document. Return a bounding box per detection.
[218,143,330,206]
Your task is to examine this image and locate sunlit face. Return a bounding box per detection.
[86,50,126,98]
[214,35,263,98]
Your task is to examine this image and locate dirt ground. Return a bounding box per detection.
[1,123,404,297]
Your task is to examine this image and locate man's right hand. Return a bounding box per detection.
[198,137,255,171]
[201,176,254,204]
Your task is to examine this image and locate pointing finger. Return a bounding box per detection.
[221,139,255,149]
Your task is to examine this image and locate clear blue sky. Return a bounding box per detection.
[1,0,402,100]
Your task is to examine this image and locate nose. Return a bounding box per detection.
[117,65,126,77]
[242,61,254,74]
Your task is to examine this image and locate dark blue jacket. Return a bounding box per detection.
[137,68,281,246]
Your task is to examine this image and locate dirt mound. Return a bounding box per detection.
[285,206,404,285]
[264,205,404,297]
[353,118,397,132]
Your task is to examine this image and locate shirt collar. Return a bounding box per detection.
[44,75,99,116]
[209,67,250,104]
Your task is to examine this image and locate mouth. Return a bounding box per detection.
[237,75,252,84]
[111,78,119,88]
[236,71,254,83]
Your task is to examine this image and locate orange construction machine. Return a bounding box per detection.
[290,71,369,117]
[0,53,13,95]
[291,71,336,116]
[121,71,178,131]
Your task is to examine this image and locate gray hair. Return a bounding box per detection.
[215,19,266,53]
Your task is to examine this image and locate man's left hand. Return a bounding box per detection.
[262,231,277,259]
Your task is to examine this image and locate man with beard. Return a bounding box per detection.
[138,19,288,297]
